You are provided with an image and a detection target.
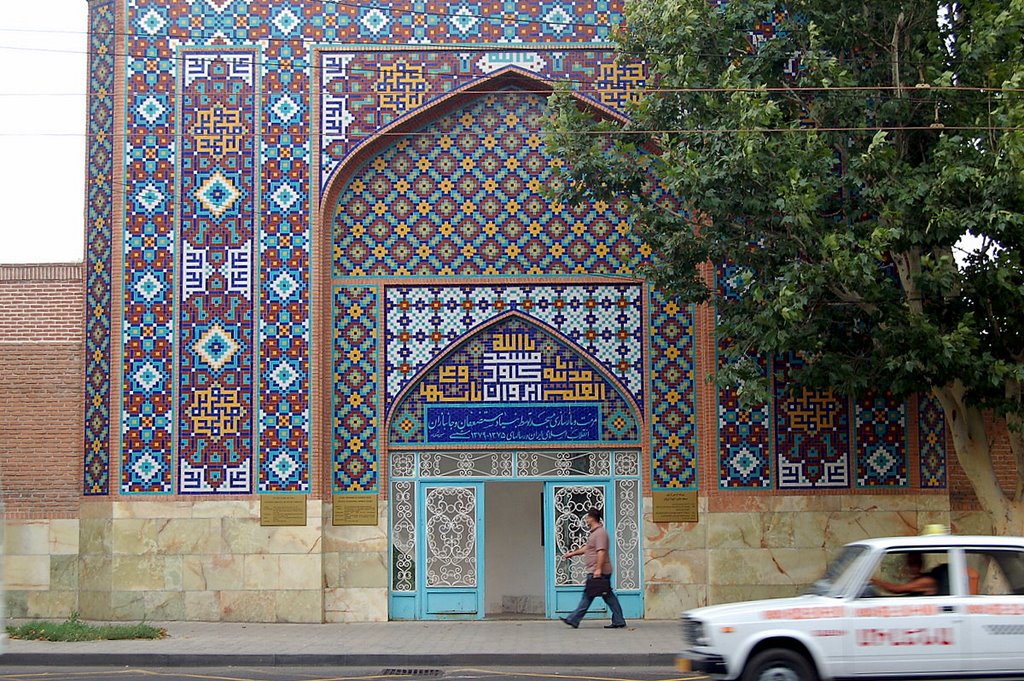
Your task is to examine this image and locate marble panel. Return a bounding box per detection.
[322,552,341,589]
[644,547,707,584]
[163,555,184,591]
[645,583,706,618]
[951,511,993,536]
[143,590,186,620]
[644,518,707,552]
[21,590,79,619]
[111,555,168,591]
[336,552,387,588]
[706,512,794,548]
[243,555,282,590]
[49,519,80,555]
[185,590,222,621]
[50,555,79,591]
[77,554,112,591]
[79,499,114,518]
[4,521,50,555]
[278,554,322,590]
[839,494,951,513]
[818,511,919,547]
[219,590,277,622]
[324,587,388,622]
[222,520,321,554]
[275,590,323,623]
[157,518,223,554]
[323,522,388,554]
[710,584,804,604]
[79,518,112,555]
[708,548,826,586]
[77,590,114,621]
[112,518,158,555]
[109,590,147,620]
[183,554,245,591]
[113,500,192,519]
[5,555,50,589]
[191,499,260,519]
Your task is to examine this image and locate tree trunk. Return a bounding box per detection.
[935,383,1024,536]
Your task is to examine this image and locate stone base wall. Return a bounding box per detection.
[77,500,325,623]
[322,500,388,623]
[5,494,960,622]
[4,519,79,618]
[643,493,952,619]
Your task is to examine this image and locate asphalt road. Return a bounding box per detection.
[0,667,700,681]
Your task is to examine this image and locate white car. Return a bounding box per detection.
[677,533,1024,680]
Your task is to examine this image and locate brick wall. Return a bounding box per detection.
[949,411,1017,513]
[0,264,85,518]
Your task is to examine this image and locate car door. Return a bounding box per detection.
[962,547,1024,673]
[845,548,969,676]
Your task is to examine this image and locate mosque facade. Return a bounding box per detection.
[0,0,967,622]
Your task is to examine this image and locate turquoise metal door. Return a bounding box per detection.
[545,482,609,618]
[419,482,484,619]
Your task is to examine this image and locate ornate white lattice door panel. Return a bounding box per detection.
[419,482,484,618]
[546,482,609,617]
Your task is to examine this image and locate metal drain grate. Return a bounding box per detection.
[380,669,445,677]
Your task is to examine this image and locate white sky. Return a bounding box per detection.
[0,2,88,264]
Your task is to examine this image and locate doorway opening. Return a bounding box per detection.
[484,481,545,618]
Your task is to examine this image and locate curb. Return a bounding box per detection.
[0,652,679,668]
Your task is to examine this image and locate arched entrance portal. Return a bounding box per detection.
[322,72,655,621]
[386,314,644,620]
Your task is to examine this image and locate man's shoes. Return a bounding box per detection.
[560,617,579,629]
[605,623,627,628]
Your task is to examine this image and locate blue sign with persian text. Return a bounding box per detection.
[425,404,601,443]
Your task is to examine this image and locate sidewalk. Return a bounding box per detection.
[0,619,682,668]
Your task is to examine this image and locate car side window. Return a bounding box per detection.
[966,550,1024,596]
[867,550,952,597]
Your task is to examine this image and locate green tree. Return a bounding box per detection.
[546,0,1024,532]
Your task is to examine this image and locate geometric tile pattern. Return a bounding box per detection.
[387,314,640,445]
[383,284,645,416]
[177,51,256,494]
[774,353,850,489]
[333,91,656,279]
[121,3,180,493]
[259,37,311,493]
[83,0,116,495]
[918,393,948,488]
[321,50,646,188]
[650,290,697,489]
[716,262,771,488]
[854,391,908,488]
[333,286,379,493]
[119,0,630,495]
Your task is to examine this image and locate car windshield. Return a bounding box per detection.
[807,544,870,597]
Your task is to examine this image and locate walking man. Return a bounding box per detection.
[560,507,627,629]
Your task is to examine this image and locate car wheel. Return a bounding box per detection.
[741,648,818,681]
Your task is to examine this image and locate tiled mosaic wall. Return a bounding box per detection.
[714,268,946,491]
[91,0,941,498]
[102,0,675,495]
[83,0,117,495]
[327,81,696,492]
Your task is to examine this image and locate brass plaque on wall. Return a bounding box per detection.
[333,494,379,526]
[652,490,699,523]
[260,495,307,526]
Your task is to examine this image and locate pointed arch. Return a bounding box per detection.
[386,310,643,446]
[318,65,634,229]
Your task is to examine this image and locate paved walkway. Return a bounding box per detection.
[0,619,681,667]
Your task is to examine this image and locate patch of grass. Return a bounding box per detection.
[6,612,167,642]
